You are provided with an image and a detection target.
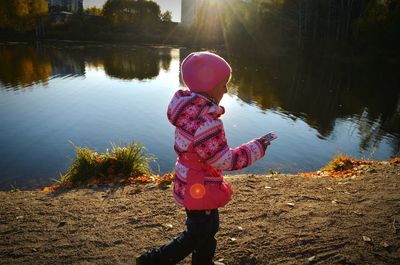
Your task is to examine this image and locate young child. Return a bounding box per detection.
[136,51,272,265]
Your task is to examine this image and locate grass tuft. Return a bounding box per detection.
[60,141,154,186]
[322,155,354,172]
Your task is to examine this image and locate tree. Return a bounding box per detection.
[84,6,103,16]
[103,0,161,28]
[0,0,48,31]
[160,11,172,22]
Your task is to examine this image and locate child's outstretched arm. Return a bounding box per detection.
[193,119,268,171]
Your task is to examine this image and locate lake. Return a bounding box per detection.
[0,42,399,190]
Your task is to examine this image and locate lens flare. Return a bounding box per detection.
[189,183,206,199]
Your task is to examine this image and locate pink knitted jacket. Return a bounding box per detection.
[167,90,266,210]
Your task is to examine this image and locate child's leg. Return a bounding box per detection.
[189,209,219,265]
[191,234,217,265]
[136,209,219,265]
[136,230,193,265]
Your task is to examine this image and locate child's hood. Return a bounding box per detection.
[167,89,225,129]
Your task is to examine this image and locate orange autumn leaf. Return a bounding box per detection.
[300,156,378,179]
[389,157,400,165]
[42,185,61,193]
[123,172,174,185]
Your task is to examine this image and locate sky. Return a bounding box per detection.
[83,0,182,22]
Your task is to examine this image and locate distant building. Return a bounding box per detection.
[48,0,83,13]
[181,0,204,26]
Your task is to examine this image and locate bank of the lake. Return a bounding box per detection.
[1,159,399,264]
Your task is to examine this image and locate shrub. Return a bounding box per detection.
[61,141,154,186]
[322,155,354,172]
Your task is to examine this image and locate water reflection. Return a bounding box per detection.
[0,44,398,151]
[102,48,171,80]
[227,55,400,155]
[0,44,399,190]
[0,46,53,88]
[50,48,85,78]
[0,44,172,88]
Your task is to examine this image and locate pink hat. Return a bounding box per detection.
[181,51,231,93]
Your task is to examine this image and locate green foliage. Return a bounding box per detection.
[61,141,154,186]
[103,0,161,28]
[84,6,103,16]
[322,155,354,172]
[160,11,172,22]
[189,0,399,54]
[110,142,153,177]
[10,184,21,192]
[0,0,48,31]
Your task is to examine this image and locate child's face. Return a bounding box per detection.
[210,75,230,104]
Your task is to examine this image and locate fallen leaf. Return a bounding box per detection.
[237,226,243,231]
[380,241,390,248]
[362,236,372,242]
[308,256,316,262]
[230,237,237,242]
[164,223,173,229]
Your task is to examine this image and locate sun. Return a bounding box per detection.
[190,0,256,51]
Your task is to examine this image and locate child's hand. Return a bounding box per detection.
[258,132,277,150]
[263,132,277,142]
[257,137,271,150]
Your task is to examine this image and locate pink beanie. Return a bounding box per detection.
[181,51,231,93]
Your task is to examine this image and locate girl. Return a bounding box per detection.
[136,51,273,265]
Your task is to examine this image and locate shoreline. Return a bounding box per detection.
[1,39,399,63]
[1,158,399,264]
[2,156,399,192]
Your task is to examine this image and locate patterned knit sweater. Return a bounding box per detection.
[167,89,266,208]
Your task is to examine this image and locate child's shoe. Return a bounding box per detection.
[135,255,146,265]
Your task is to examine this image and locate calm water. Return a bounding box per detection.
[0,43,399,190]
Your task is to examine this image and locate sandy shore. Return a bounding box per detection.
[1,161,399,264]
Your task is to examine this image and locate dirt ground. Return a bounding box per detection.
[1,162,399,265]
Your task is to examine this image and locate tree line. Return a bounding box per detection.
[0,0,173,34]
[0,0,399,55]
[190,0,400,55]
[0,0,48,31]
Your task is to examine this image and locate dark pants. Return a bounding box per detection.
[137,209,219,265]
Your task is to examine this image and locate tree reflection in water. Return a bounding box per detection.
[0,44,398,159]
[0,44,172,87]
[102,48,171,80]
[0,46,53,88]
[227,54,400,156]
